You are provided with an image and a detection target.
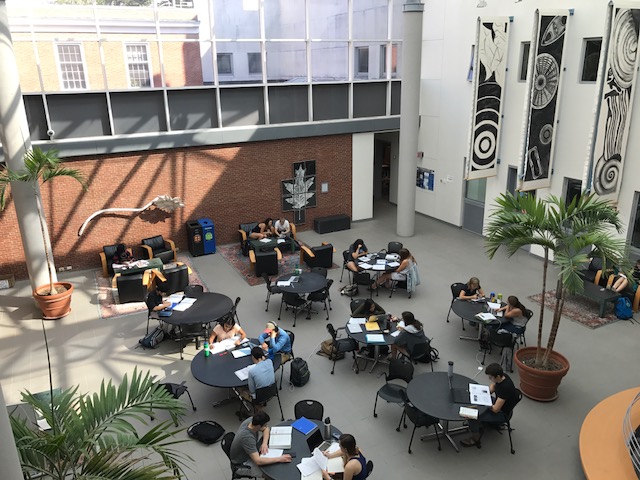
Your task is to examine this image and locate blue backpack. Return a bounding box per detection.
[615,297,633,320]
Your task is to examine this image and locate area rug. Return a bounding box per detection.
[94,255,208,320]
[527,290,622,329]
[217,243,339,286]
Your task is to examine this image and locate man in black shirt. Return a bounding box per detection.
[461,363,519,447]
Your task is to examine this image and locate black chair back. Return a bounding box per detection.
[388,242,403,254]
[183,284,204,297]
[255,250,279,277]
[294,400,324,421]
[504,389,523,418]
[311,267,328,277]
[254,383,278,404]
[387,359,414,383]
[221,431,234,460]
[408,341,431,362]
[451,282,466,301]
[327,323,338,341]
[525,309,534,321]
[366,460,374,478]
[353,272,372,285]
[284,329,295,357]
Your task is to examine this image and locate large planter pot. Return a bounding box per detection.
[514,346,570,402]
[32,282,73,319]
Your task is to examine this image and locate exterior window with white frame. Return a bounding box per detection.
[217,53,233,75]
[56,43,87,90]
[355,46,369,77]
[380,44,398,77]
[125,44,152,88]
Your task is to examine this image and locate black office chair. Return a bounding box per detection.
[399,341,435,372]
[262,273,282,312]
[278,292,311,327]
[447,282,467,329]
[159,381,196,425]
[353,271,375,298]
[294,399,324,421]
[144,291,161,335]
[176,323,207,360]
[373,359,414,420]
[278,329,295,390]
[519,309,534,345]
[350,299,366,314]
[326,323,359,375]
[307,279,333,320]
[183,284,204,297]
[311,267,328,277]
[366,460,374,478]
[221,432,259,479]
[475,389,522,454]
[481,329,518,373]
[252,383,284,421]
[340,249,352,283]
[387,241,403,254]
[398,390,441,453]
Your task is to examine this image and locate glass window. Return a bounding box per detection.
[581,38,602,82]
[564,178,582,206]
[56,44,87,90]
[631,193,640,249]
[264,0,305,39]
[391,0,404,39]
[355,46,369,76]
[465,178,486,203]
[213,0,260,39]
[125,44,151,88]
[217,53,233,75]
[519,42,530,81]
[380,43,399,77]
[311,42,348,81]
[353,0,388,39]
[309,0,348,39]
[266,42,307,83]
[248,52,262,75]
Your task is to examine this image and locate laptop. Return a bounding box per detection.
[306,429,333,453]
[450,387,470,404]
[289,275,300,283]
[370,314,389,330]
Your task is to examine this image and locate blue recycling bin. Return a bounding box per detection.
[198,218,216,254]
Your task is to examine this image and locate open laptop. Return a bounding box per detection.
[306,429,333,453]
[369,314,389,330]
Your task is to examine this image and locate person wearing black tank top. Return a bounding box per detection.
[321,434,368,480]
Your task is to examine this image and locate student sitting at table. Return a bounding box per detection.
[390,312,429,360]
[208,315,247,345]
[458,276,485,300]
[494,295,528,335]
[249,218,274,240]
[145,281,171,312]
[321,434,368,480]
[461,363,519,447]
[236,347,275,413]
[273,216,291,238]
[112,243,134,264]
[351,298,386,318]
[258,321,292,362]
[371,248,416,289]
[230,411,292,478]
[346,238,369,273]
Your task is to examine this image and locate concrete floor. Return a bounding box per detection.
[1,201,636,479]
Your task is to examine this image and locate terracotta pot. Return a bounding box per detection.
[514,346,570,402]
[32,282,74,319]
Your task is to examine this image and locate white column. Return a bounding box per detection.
[396,0,424,237]
[0,0,56,291]
[0,384,24,479]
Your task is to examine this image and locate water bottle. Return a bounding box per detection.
[497,293,503,303]
[490,292,496,303]
[323,417,331,440]
[204,341,210,357]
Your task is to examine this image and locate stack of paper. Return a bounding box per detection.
[358,263,373,269]
[268,426,292,449]
[487,302,501,311]
[210,337,239,354]
[459,406,478,419]
[167,293,185,304]
[475,312,496,322]
[231,347,251,358]
[234,364,256,381]
[298,447,345,480]
[347,323,363,334]
[173,297,196,311]
[469,384,493,406]
[277,280,291,287]
[348,317,366,325]
[372,264,386,271]
[366,334,385,343]
[376,259,386,265]
[259,238,271,243]
[388,261,400,268]
[260,448,283,458]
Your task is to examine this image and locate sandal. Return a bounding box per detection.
[460,437,480,447]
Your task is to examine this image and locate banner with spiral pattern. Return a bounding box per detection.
[587,5,640,202]
[520,11,570,191]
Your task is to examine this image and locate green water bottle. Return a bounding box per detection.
[497,293,503,303]
[204,341,210,357]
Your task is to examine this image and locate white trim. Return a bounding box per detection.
[123,43,154,89]
[54,42,89,91]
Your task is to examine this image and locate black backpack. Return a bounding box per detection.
[187,420,225,445]
[290,358,310,387]
[241,240,250,257]
[138,326,164,349]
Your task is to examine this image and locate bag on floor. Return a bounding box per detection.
[187,420,225,445]
[290,358,310,387]
[241,240,250,257]
[339,284,359,297]
[138,326,164,349]
[319,339,345,360]
[615,296,633,320]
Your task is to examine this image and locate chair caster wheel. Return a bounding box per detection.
[396,427,400,432]
[373,413,377,418]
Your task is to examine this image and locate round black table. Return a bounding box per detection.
[347,320,396,373]
[356,253,399,273]
[407,371,486,451]
[261,419,342,480]
[277,272,327,294]
[451,299,500,341]
[162,292,233,327]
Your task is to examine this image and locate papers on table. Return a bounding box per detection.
[364,321,380,331]
[268,426,292,449]
[366,334,385,343]
[358,263,373,269]
[348,317,366,325]
[475,312,496,322]
[231,347,251,358]
[347,323,363,334]
[469,384,493,406]
[298,446,344,479]
[372,264,386,271]
[210,337,239,354]
[234,364,256,381]
[390,330,401,337]
[259,238,272,243]
[167,293,185,303]
[261,448,284,458]
[291,417,317,435]
[487,302,501,311]
[459,406,479,419]
[385,254,400,260]
[172,297,196,311]
[387,261,400,268]
[277,276,300,287]
[376,259,386,265]
[277,238,286,244]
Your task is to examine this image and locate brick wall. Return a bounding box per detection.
[0,135,352,280]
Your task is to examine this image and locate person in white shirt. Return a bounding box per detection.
[274,217,291,238]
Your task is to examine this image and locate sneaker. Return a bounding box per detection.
[605,285,612,290]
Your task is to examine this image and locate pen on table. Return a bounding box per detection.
[219,351,228,356]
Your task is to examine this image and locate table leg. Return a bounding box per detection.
[367,345,390,373]
[459,322,483,341]
[212,388,237,408]
[420,420,468,452]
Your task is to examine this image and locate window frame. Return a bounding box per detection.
[55,42,89,91]
[518,41,531,82]
[247,52,262,75]
[380,43,398,78]
[124,43,153,89]
[355,46,369,77]
[217,52,234,76]
[580,37,603,83]
[563,177,582,206]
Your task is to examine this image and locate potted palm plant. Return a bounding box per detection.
[485,192,627,401]
[0,147,86,318]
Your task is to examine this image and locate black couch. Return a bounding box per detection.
[116,273,147,303]
[300,243,334,269]
[162,264,189,294]
[100,243,134,277]
[578,257,605,286]
[141,235,177,264]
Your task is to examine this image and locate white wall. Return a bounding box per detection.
[352,132,375,221]
[417,0,640,246]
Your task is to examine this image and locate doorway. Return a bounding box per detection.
[462,177,486,235]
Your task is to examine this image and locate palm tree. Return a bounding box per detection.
[485,192,627,369]
[10,367,191,479]
[0,147,87,295]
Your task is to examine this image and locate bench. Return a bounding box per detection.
[314,214,350,234]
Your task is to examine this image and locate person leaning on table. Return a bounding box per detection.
[351,298,386,318]
[236,347,275,413]
[208,315,247,345]
[229,411,291,478]
[460,363,519,447]
[321,434,368,480]
[458,276,485,300]
[258,321,292,362]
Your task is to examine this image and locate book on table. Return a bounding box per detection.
[475,312,496,322]
[234,364,256,381]
[364,321,380,331]
[268,426,292,449]
[291,416,317,435]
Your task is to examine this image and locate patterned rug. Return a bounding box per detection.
[217,243,339,286]
[94,254,208,320]
[527,290,622,329]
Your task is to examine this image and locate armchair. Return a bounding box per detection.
[250,248,282,277]
[578,257,604,286]
[238,222,259,256]
[141,235,177,264]
[300,242,335,269]
[100,243,133,277]
[162,263,190,294]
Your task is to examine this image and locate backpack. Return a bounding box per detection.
[414,342,440,364]
[241,240,250,257]
[138,326,164,349]
[318,339,345,360]
[290,358,310,387]
[187,420,225,445]
[615,296,633,320]
[339,284,359,297]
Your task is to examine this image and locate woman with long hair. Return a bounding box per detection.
[346,238,368,273]
[496,295,528,334]
[249,218,273,240]
[371,248,416,289]
[321,434,368,480]
[390,311,429,359]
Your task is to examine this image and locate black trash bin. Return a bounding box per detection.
[186,220,204,256]
[198,218,216,254]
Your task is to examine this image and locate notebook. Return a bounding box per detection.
[292,416,317,435]
[306,429,333,453]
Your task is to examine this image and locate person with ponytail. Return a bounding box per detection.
[496,295,528,334]
[390,311,429,360]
